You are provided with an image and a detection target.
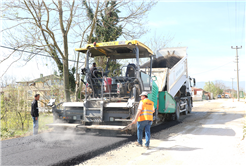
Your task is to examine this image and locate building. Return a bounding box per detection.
[224,89,236,98]
[15,73,64,111]
[203,91,213,100]
[192,87,204,101]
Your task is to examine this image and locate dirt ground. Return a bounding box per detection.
[77,99,246,166]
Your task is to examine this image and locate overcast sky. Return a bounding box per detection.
[0,1,245,89]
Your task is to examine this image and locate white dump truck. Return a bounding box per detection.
[148,47,196,121]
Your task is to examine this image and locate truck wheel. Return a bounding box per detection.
[188,99,192,113]
[175,102,180,121]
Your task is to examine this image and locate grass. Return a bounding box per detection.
[1,113,53,140]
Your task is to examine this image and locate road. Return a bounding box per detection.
[0,119,178,166]
[78,99,246,165]
[1,99,245,165]
[1,127,134,165]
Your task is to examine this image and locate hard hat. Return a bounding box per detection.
[139,91,148,96]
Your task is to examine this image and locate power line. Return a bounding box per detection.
[0,45,85,64]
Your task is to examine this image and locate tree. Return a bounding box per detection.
[146,31,175,55]
[82,0,157,41]
[84,1,123,43]
[83,0,122,75]
[138,31,176,66]
[1,0,157,102]
[203,81,225,97]
[0,82,30,131]
[0,94,6,120]
[1,0,78,102]
[74,0,157,101]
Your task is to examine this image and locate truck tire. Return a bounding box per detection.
[175,102,180,121]
[188,99,192,113]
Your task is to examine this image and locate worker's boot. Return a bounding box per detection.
[134,142,142,147]
[144,145,149,149]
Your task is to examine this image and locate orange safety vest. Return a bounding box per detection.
[138,98,154,122]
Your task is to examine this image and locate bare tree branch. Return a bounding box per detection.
[88,0,99,43]
[65,0,75,35]
[0,51,23,79]
[0,49,17,63]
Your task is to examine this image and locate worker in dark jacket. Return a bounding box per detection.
[90,63,102,98]
[31,94,40,135]
[90,62,102,78]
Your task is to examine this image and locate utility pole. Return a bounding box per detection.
[231,46,242,101]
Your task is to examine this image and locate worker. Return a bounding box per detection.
[90,62,102,78]
[90,62,102,98]
[31,94,40,135]
[131,91,155,149]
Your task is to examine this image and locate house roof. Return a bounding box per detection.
[16,74,62,84]
[191,87,203,91]
[224,89,236,92]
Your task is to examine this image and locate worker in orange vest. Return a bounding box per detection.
[131,91,155,149]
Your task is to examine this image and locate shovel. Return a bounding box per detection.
[121,123,133,131]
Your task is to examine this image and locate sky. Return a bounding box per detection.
[0,0,246,90]
[139,1,245,86]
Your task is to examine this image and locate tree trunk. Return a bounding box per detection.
[63,35,70,102]
[58,0,73,102]
[75,73,79,101]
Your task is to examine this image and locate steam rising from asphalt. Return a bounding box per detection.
[41,127,77,142]
[31,120,85,148]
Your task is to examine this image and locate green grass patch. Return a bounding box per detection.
[1,113,53,140]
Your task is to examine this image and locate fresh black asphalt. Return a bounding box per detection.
[1,121,180,166]
[1,129,134,166]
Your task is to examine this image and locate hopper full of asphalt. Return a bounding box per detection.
[141,55,182,69]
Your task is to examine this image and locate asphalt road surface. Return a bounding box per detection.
[1,129,136,166]
[1,117,178,165]
[1,99,245,166]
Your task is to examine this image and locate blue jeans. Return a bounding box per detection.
[32,117,39,135]
[137,121,152,147]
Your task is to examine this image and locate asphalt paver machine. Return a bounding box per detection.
[47,40,195,134]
